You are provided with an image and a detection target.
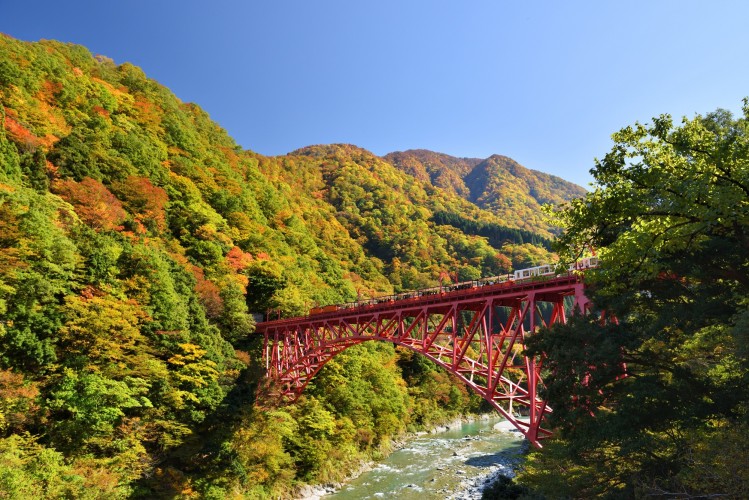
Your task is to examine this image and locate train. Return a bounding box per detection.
[306,257,599,317]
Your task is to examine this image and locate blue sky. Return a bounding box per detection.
[3,1,748,187]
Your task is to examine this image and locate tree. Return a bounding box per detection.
[522,102,749,497]
[0,433,129,498]
[0,112,21,184]
[226,409,297,497]
[0,370,39,436]
[52,177,126,232]
[111,176,169,233]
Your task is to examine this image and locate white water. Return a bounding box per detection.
[324,417,525,500]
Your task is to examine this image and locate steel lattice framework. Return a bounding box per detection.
[255,274,592,447]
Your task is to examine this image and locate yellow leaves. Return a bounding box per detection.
[234,350,251,366]
[59,293,150,366]
[230,409,296,490]
[167,343,219,389]
[168,342,207,365]
[194,223,218,241]
[164,389,201,409]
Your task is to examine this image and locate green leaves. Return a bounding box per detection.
[524,101,749,497]
[0,433,129,499]
[46,368,149,450]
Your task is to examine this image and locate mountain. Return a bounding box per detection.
[383,149,480,198]
[0,34,577,497]
[385,149,587,237]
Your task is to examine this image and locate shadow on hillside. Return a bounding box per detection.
[130,336,267,498]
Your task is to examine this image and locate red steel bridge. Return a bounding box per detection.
[255,269,595,447]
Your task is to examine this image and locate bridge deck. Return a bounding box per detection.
[255,273,583,332]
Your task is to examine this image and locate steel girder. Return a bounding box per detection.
[256,275,591,447]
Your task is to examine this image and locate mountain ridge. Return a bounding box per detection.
[384,148,585,236]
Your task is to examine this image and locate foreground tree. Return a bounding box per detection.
[520,101,749,498]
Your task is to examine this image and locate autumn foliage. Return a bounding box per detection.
[0,34,568,498]
[112,175,168,232]
[52,177,126,231]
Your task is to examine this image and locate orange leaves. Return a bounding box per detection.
[225,247,253,291]
[3,113,44,150]
[195,274,223,319]
[234,350,251,366]
[40,79,63,98]
[112,175,168,233]
[45,159,59,179]
[226,246,253,271]
[132,95,163,130]
[92,105,110,118]
[191,265,224,319]
[492,253,513,273]
[143,466,199,498]
[52,177,126,231]
[0,369,40,434]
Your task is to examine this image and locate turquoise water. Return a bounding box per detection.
[329,418,525,499]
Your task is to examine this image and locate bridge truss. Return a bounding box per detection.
[255,274,591,447]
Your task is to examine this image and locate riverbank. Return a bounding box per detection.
[296,414,525,499]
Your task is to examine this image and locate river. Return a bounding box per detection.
[324,417,526,499]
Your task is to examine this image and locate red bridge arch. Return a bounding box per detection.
[255,273,592,447]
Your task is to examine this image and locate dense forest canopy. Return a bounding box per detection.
[0,35,578,497]
[515,103,749,498]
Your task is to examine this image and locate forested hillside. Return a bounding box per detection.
[383,149,480,198]
[385,149,586,238]
[0,35,576,497]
